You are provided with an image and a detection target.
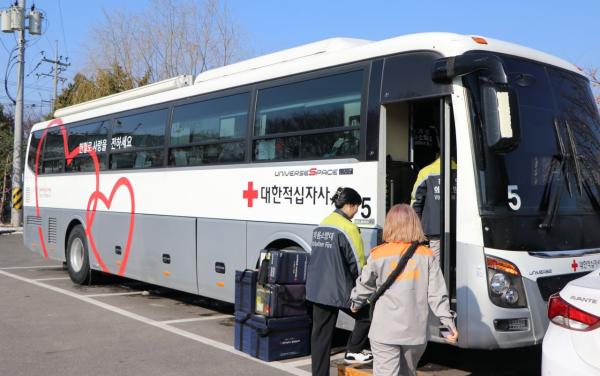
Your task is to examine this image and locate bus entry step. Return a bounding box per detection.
[337,363,431,375]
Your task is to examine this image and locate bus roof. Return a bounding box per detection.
[36,32,581,131]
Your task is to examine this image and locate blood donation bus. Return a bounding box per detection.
[23,33,600,349]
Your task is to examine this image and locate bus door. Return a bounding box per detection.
[408,98,456,302]
[383,97,457,301]
[377,51,456,308]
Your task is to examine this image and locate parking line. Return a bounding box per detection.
[160,315,232,325]
[84,291,146,298]
[0,270,310,376]
[0,265,62,270]
[33,277,71,281]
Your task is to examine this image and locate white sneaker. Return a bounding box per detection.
[344,350,374,364]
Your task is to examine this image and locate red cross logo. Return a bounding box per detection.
[243,181,258,208]
[571,259,579,272]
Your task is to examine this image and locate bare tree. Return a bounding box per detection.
[584,67,600,106]
[86,0,246,84]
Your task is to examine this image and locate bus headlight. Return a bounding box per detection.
[502,287,519,305]
[490,273,510,295]
[486,255,527,308]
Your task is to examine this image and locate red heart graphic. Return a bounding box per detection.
[34,118,101,259]
[85,177,135,276]
[33,117,136,277]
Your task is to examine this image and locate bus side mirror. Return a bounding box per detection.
[480,83,520,153]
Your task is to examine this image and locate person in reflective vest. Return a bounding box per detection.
[411,156,457,265]
[306,187,372,376]
[350,204,457,376]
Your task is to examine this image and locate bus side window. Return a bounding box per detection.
[42,128,65,173]
[168,93,249,167]
[110,109,168,170]
[27,130,43,172]
[252,70,364,161]
[66,121,110,173]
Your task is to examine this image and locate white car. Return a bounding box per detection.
[542,269,600,376]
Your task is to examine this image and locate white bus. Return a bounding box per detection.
[23,33,600,349]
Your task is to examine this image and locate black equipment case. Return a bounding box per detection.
[235,269,258,314]
[234,312,310,362]
[258,249,309,285]
[255,283,307,317]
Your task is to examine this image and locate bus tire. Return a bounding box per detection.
[66,225,96,285]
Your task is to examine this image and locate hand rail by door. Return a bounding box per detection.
[440,97,453,296]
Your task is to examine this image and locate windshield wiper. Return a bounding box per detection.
[582,177,600,210]
[567,121,600,211]
[539,118,572,229]
[565,120,584,196]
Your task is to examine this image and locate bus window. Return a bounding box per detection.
[110,109,168,169]
[111,150,164,169]
[27,130,44,172]
[66,121,110,172]
[42,128,65,173]
[253,70,363,161]
[168,93,249,166]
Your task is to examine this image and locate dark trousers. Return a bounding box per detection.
[310,302,370,376]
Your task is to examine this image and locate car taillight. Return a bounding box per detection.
[548,293,600,331]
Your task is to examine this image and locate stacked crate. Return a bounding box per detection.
[234,249,311,362]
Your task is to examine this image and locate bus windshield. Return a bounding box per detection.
[466,55,600,217]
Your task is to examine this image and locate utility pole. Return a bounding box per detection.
[10,0,26,227]
[38,40,69,108]
[1,2,43,226]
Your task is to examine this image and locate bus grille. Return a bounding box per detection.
[537,272,590,301]
[26,216,42,226]
[47,217,57,244]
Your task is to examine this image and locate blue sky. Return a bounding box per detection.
[0,0,598,118]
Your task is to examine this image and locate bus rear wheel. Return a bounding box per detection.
[66,225,96,285]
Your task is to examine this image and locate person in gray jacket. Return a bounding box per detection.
[350,204,457,376]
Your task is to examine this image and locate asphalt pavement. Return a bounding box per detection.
[0,232,541,376]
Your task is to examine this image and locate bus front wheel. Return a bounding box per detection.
[66,225,96,285]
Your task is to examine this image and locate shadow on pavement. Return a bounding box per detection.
[420,342,542,375]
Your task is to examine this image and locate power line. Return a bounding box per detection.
[35,40,69,104]
[4,47,18,104]
[26,60,42,77]
[0,97,40,104]
[57,0,69,58]
[0,37,10,53]
[6,80,54,93]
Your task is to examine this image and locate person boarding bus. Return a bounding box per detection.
[351,204,457,376]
